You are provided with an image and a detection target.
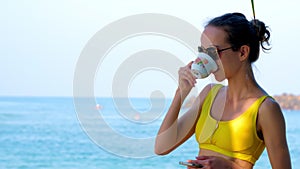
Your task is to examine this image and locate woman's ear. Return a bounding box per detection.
[239,45,250,61]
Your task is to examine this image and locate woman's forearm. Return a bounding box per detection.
[154,88,188,155]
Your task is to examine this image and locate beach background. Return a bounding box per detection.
[1,0,300,168]
[0,97,299,169]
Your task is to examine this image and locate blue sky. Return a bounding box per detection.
[1,0,299,97]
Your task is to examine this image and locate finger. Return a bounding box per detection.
[196,156,210,160]
[180,64,194,76]
[185,69,197,85]
[178,67,187,77]
[179,68,196,87]
[187,61,194,68]
[183,74,196,87]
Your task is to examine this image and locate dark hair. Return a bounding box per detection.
[206,12,271,63]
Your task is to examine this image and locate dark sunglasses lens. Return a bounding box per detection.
[198,46,220,60]
[207,47,219,60]
[198,46,204,53]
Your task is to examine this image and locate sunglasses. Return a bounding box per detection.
[198,46,233,60]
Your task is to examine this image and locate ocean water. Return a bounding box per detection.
[0,97,299,169]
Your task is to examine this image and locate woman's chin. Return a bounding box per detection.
[213,72,226,82]
[215,76,226,82]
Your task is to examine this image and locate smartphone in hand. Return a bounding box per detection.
[179,161,203,168]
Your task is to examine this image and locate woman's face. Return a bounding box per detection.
[201,26,240,81]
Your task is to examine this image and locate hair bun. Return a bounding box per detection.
[250,19,271,50]
[232,12,247,19]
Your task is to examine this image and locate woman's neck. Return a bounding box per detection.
[226,66,261,101]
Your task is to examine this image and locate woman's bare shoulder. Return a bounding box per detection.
[260,96,282,115]
[258,96,285,129]
[189,83,219,111]
[199,83,218,98]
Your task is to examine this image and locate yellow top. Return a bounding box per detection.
[195,84,267,164]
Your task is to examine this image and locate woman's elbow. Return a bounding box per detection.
[154,142,171,155]
[154,148,170,156]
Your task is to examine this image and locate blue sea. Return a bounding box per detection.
[0,97,299,169]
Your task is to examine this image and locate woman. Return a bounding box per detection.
[154,13,291,169]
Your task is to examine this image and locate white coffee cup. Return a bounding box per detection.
[191,52,218,79]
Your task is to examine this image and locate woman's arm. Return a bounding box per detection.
[154,62,212,155]
[154,84,212,155]
[258,98,292,169]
